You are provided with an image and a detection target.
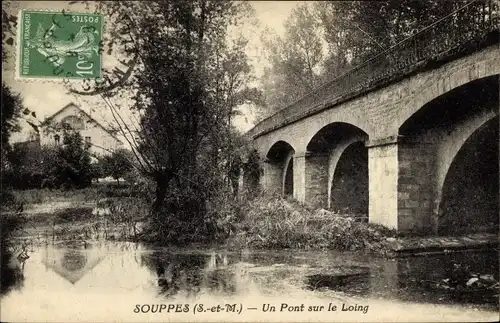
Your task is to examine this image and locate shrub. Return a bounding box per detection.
[5,142,54,189]
[242,149,263,197]
[101,148,134,183]
[90,161,105,181]
[54,131,93,188]
[7,132,93,189]
[231,194,397,254]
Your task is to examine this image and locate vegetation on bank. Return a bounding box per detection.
[9,184,397,255]
[11,182,149,205]
[230,194,397,254]
[0,192,27,294]
[1,27,28,292]
[6,132,137,191]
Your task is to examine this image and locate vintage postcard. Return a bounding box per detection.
[1,1,499,322]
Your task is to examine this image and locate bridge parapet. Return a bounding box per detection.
[248,0,499,139]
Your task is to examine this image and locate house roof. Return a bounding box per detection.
[42,102,123,144]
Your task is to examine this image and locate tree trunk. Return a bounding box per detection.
[152,173,172,215]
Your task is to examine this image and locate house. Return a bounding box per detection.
[39,103,123,157]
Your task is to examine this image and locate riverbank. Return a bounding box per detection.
[9,188,499,257]
[9,189,398,255]
[4,188,498,308]
[11,183,143,205]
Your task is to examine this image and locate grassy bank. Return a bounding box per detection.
[11,187,398,255]
[12,182,148,205]
[230,194,398,255]
[8,184,150,244]
[24,196,149,242]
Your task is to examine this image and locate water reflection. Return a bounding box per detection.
[140,251,237,298]
[42,243,106,285]
[62,250,87,271]
[0,248,27,293]
[306,251,499,308]
[1,242,498,322]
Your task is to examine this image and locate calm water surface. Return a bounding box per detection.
[1,240,498,322]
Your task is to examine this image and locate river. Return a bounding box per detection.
[1,238,498,322]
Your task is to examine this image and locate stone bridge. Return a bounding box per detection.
[246,1,499,235]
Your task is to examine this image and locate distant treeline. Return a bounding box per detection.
[4,131,135,190]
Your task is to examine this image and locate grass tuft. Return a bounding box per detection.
[231,194,397,254]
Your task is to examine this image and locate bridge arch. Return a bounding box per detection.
[303,119,372,153]
[250,46,498,234]
[305,122,368,210]
[398,75,499,234]
[437,115,498,235]
[395,61,500,134]
[264,140,295,196]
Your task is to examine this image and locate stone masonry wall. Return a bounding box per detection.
[253,46,500,234]
[304,154,329,207]
[397,140,437,234]
[368,143,399,229]
[253,46,499,160]
[262,161,282,194]
[293,156,306,202]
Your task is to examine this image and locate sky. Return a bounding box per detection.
[4,1,303,143]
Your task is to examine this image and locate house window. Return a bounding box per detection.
[54,134,60,144]
[61,116,85,130]
[85,136,91,148]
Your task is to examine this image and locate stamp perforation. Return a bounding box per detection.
[14,7,106,84]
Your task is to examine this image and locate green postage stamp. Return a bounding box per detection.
[17,10,103,81]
